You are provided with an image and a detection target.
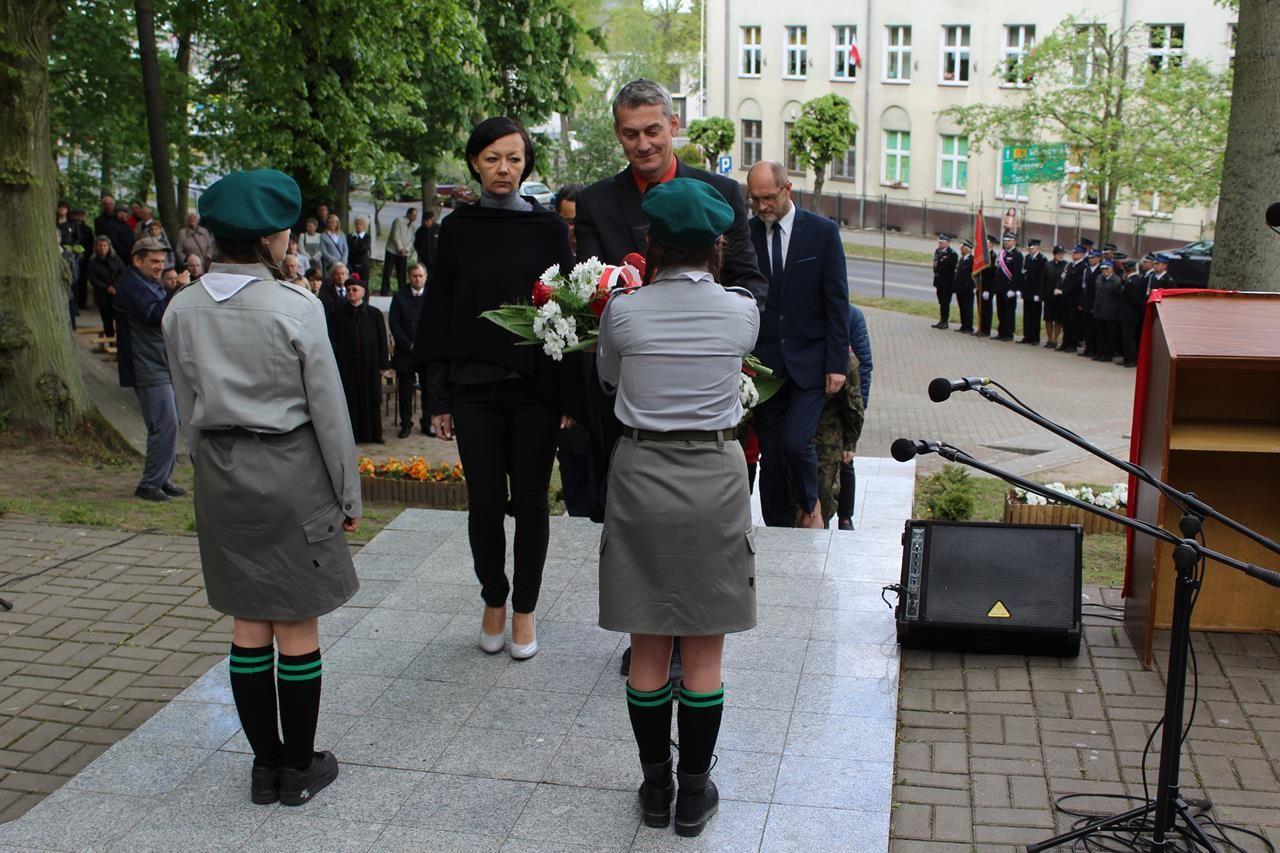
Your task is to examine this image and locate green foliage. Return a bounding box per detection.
[918,464,977,521]
[790,95,858,200]
[687,117,734,168]
[944,17,1230,243]
[605,0,701,93]
[674,143,703,168]
[551,99,626,185]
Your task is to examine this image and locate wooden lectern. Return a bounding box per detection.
[1124,293,1280,665]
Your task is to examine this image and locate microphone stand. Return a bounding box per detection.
[963,383,1280,559]
[913,441,1280,852]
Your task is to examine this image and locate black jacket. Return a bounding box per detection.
[1046,259,1068,303]
[414,222,440,270]
[1119,274,1145,324]
[1060,259,1085,305]
[953,252,975,292]
[1022,252,1047,299]
[347,231,372,277]
[84,252,126,297]
[1082,262,1103,312]
[573,159,767,304]
[388,287,426,371]
[96,215,135,261]
[933,246,958,288]
[995,248,1023,294]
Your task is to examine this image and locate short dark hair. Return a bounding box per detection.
[612,79,676,125]
[56,199,68,209]
[214,235,284,280]
[554,183,584,213]
[162,266,177,277]
[407,207,417,215]
[423,210,436,221]
[465,116,535,184]
[643,237,722,286]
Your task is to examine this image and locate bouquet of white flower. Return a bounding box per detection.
[1013,482,1129,510]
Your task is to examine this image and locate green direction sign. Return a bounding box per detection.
[1001,143,1068,185]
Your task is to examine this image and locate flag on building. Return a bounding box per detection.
[848,36,862,68]
[972,204,989,277]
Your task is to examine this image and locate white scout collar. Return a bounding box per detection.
[200,272,258,303]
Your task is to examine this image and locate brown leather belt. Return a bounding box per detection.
[623,428,736,443]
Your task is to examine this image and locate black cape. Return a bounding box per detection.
[329,301,389,443]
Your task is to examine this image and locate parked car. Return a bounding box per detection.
[436,184,478,207]
[520,181,554,206]
[1164,240,1213,287]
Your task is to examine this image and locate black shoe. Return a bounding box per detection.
[997,335,1014,341]
[675,768,720,838]
[1091,355,1109,362]
[397,426,411,439]
[1123,361,1137,368]
[837,517,854,531]
[1044,341,1058,349]
[421,423,434,436]
[134,485,170,502]
[620,645,631,676]
[278,751,339,806]
[1018,339,1037,345]
[639,758,674,828]
[372,438,386,444]
[160,482,186,497]
[251,761,279,805]
[930,322,947,329]
[955,327,973,333]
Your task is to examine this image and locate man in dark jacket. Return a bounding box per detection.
[1042,245,1068,349]
[347,216,372,284]
[413,210,441,273]
[97,201,136,263]
[1057,245,1086,351]
[115,237,182,502]
[1080,250,1104,356]
[1117,260,1144,367]
[835,303,873,531]
[953,238,976,333]
[994,232,1023,341]
[931,233,958,329]
[978,233,999,336]
[389,262,429,438]
[1019,239,1046,344]
[1091,260,1122,362]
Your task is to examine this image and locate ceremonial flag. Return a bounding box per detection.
[848,36,862,68]
[971,203,989,276]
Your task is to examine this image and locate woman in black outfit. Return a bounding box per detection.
[415,117,579,660]
[84,235,125,337]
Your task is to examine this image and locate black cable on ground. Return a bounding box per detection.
[0,527,159,611]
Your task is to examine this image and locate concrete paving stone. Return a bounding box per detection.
[899,710,967,732]
[889,840,974,852]
[373,825,504,852]
[509,783,641,851]
[755,577,823,610]
[345,579,400,609]
[801,641,897,680]
[16,740,90,775]
[364,678,486,727]
[541,734,644,791]
[723,635,809,674]
[432,727,565,782]
[107,799,268,852]
[784,713,897,763]
[932,804,973,843]
[715,707,791,754]
[889,801,932,839]
[807,608,896,644]
[241,811,386,852]
[894,742,930,773]
[760,803,889,853]
[295,763,425,824]
[332,716,460,772]
[0,789,156,850]
[379,580,478,615]
[65,741,210,797]
[466,687,588,735]
[628,801,767,852]
[495,651,610,695]
[221,712,359,757]
[129,699,241,749]
[390,771,535,835]
[322,635,428,678]
[971,743,1044,762]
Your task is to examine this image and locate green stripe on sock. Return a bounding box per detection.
[627,682,672,708]
[276,660,322,673]
[229,663,273,675]
[679,695,724,708]
[229,653,274,665]
[679,684,725,708]
[678,684,724,699]
[626,682,671,699]
[277,668,322,682]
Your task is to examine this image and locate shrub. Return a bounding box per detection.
[920,464,976,521]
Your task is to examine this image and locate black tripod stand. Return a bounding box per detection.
[893,437,1280,851]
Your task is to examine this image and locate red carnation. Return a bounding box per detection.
[532,280,553,307]
[590,290,609,318]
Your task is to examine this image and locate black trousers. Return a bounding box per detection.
[955,286,974,331]
[98,292,115,337]
[556,423,598,518]
[978,291,993,335]
[1096,318,1118,359]
[755,382,827,527]
[837,459,856,519]
[1061,307,1081,349]
[1022,296,1042,342]
[1120,321,1138,365]
[935,282,953,324]
[396,366,428,429]
[381,251,406,296]
[1081,313,1097,354]
[451,379,561,613]
[996,291,1016,338]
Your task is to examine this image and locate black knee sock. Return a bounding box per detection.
[228,643,283,767]
[677,684,725,775]
[276,649,322,770]
[626,680,673,765]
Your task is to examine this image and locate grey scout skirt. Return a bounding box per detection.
[599,432,757,636]
[193,423,358,621]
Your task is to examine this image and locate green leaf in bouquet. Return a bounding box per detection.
[753,373,782,405]
[479,307,538,342]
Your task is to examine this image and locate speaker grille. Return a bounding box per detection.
[923,524,1077,627]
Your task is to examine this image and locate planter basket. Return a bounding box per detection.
[360,476,468,509]
[1003,490,1125,535]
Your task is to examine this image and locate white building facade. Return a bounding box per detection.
[704,0,1236,248]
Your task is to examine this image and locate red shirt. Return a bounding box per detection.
[632,157,680,194]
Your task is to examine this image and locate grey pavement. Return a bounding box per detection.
[0,467,915,852]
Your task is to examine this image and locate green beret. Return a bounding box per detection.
[198,169,301,239]
[641,178,734,249]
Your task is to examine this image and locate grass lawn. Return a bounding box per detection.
[852,292,1028,336]
[843,243,934,266]
[914,469,1126,588]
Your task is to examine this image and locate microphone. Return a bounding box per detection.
[891,438,941,462]
[928,376,992,403]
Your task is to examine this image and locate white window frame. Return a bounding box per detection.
[1135,191,1174,219]
[832,140,858,183]
[1061,150,1098,210]
[740,26,762,77]
[784,25,809,79]
[936,134,968,194]
[882,130,910,187]
[741,119,763,169]
[1001,25,1036,87]
[1148,24,1184,72]
[940,25,971,85]
[884,25,912,83]
[831,25,858,81]
[1073,24,1105,85]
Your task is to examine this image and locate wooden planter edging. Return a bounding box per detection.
[1003,490,1125,535]
[360,476,468,509]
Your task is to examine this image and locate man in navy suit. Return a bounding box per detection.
[747,161,850,528]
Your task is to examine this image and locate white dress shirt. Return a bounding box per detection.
[770,202,798,275]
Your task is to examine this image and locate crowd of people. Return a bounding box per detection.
[931,230,1176,368]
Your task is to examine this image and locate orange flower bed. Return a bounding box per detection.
[357,456,465,483]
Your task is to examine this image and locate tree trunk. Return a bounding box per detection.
[329,166,351,228]
[135,0,179,239]
[811,166,826,211]
[175,29,192,222]
[1210,0,1280,292]
[420,173,438,217]
[0,1,96,435]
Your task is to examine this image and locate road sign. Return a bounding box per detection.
[1000,143,1068,185]
[717,155,733,175]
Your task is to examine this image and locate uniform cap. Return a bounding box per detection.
[641,178,734,249]
[1080,238,1095,247]
[131,236,167,257]
[986,233,999,244]
[198,169,302,239]
[1027,238,1041,247]
[937,232,952,242]
[1052,245,1066,254]
[1002,231,1017,241]
[1072,244,1086,254]
[1102,243,1118,252]
[1088,249,1102,258]
[1153,253,1173,263]
[961,238,974,249]
[1100,260,1114,268]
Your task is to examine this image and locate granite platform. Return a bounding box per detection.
[0,457,914,852]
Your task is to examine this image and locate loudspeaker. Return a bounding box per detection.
[895,519,1083,657]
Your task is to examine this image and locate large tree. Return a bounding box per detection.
[947,17,1230,247]
[0,1,96,435]
[790,94,858,209]
[687,117,734,169]
[134,0,179,239]
[1210,0,1280,291]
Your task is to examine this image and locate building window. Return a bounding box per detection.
[1003,25,1036,85]
[940,26,970,84]
[783,122,802,174]
[671,96,687,126]
[1148,24,1184,72]
[741,119,762,168]
[882,130,910,186]
[1137,191,1174,218]
[1063,149,1098,208]
[785,26,809,78]
[740,26,762,77]
[937,134,968,192]
[1072,24,1106,85]
[832,25,859,81]
[832,139,858,182]
[884,26,911,82]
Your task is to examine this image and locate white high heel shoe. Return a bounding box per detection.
[510,613,538,660]
[479,607,506,654]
